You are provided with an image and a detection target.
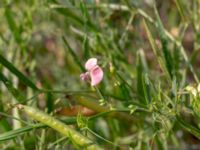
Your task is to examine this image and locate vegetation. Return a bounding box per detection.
[0,0,200,149]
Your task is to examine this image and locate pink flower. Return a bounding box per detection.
[80,58,103,86]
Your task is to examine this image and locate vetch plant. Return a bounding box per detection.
[17,104,103,150]
[80,58,103,86]
[2,0,200,149]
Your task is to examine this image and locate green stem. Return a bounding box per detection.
[17,105,103,150]
[94,86,105,100]
[76,96,139,123]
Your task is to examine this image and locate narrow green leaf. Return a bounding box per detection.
[0,54,38,90]
[136,51,143,99]
[142,73,151,103]
[83,35,90,59]
[136,50,151,105]
[0,72,25,102]
[154,5,174,78]
[173,44,180,76]
[79,1,90,23]
[115,72,131,101]
[52,2,98,32]
[0,124,44,141]
[176,115,200,139]
[139,7,198,82]
[155,134,167,150]
[0,89,11,131]
[62,37,85,71]
[0,119,11,132]
[0,118,77,142]
[5,6,21,44]
[174,0,187,22]
[143,19,170,79]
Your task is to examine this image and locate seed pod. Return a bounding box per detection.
[17,104,102,150]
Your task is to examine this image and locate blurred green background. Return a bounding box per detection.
[1,0,200,149]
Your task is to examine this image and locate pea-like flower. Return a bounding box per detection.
[80,58,103,86]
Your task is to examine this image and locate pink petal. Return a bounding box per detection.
[90,66,103,86]
[85,58,97,71]
[80,72,89,81]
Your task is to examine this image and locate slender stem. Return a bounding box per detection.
[18,105,103,150]
[40,89,94,94]
[47,136,68,149]
[38,129,46,150]
[94,86,105,100]
[0,112,31,126]
[76,96,140,123]
[84,127,121,148]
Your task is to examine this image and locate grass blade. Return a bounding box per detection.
[0,54,38,90]
[0,124,44,141]
[0,72,25,102]
[136,50,150,105]
[143,19,170,79]
[62,37,85,71]
[0,118,78,142]
[153,5,174,78]
[51,2,98,32]
[176,115,200,139]
[5,6,21,44]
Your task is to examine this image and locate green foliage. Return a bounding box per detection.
[0,0,200,149]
